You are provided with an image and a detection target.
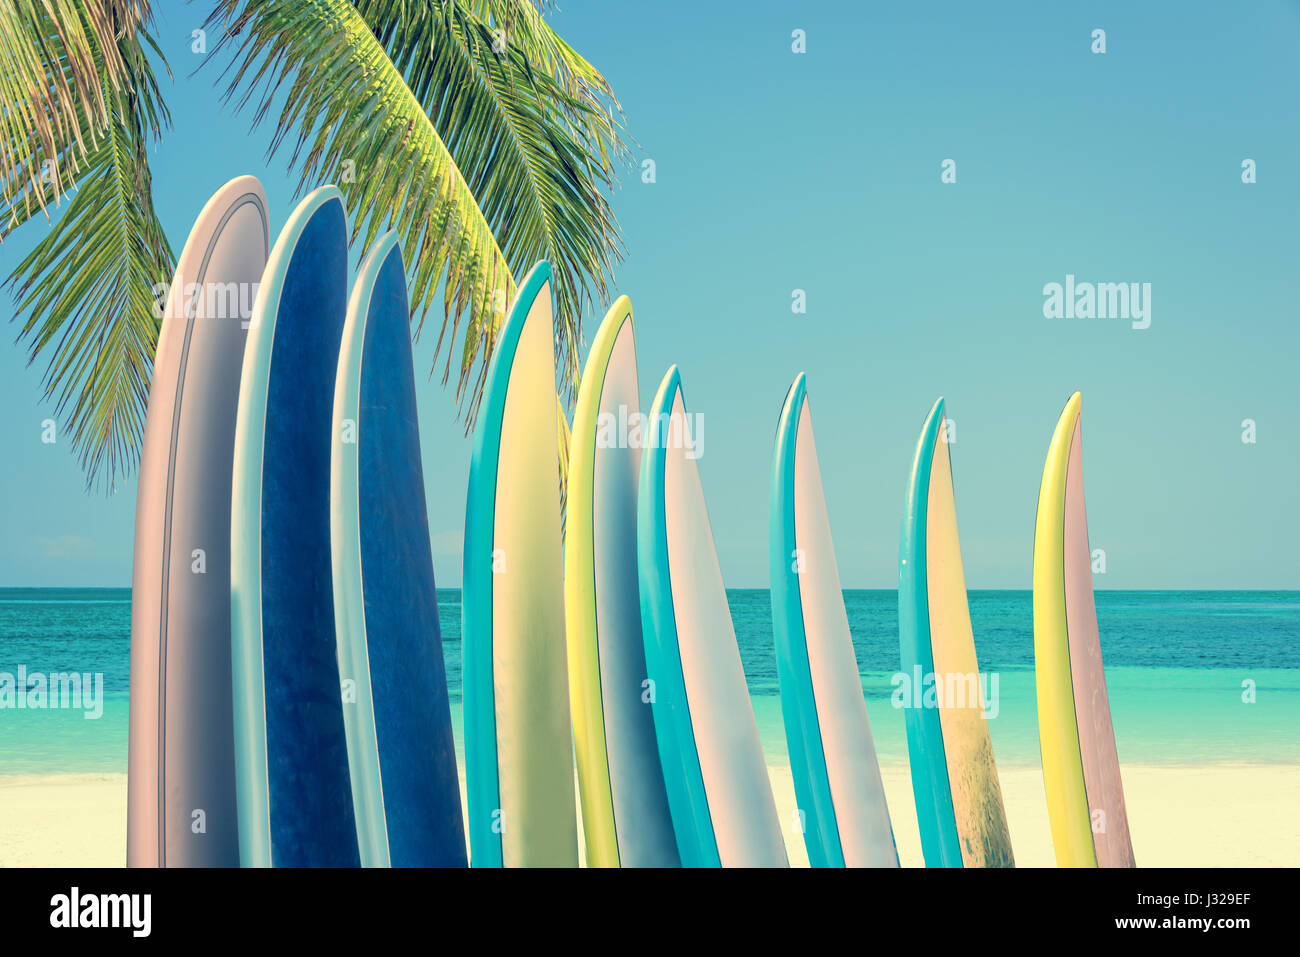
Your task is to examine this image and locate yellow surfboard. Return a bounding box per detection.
[565,298,678,867]
[1033,392,1135,867]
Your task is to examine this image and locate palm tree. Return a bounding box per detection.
[1,1,172,491]
[1,0,628,493]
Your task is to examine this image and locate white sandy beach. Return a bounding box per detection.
[0,774,127,867]
[2,763,1297,867]
[777,763,1300,868]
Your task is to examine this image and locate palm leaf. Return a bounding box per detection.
[354,0,630,394]
[0,0,146,234]
[3,1,172,491]
[204,0,628,527]
[466,1,624,108]
[205,0,520,421]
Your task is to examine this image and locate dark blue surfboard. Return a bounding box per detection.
[230,186,359,867]
[330,233,466,866]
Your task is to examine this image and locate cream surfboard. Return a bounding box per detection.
[770,373,897,867]
[898,397,1014,867]
[565,298,679,868]
[1033,392,1135,868]
[463,262,577,867]
[638,366,787,868]
[128,175,268,867]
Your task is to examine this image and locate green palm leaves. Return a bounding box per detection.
[207,0,629,419]
[2,0,629,492]
[0,0,135,220]
[1,1,172,491]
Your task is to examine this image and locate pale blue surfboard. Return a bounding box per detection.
[230,186,359,867]
[331,233,466,867]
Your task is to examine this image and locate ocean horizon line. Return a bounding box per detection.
[1,585,1297,594]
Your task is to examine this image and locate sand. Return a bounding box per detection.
[2,763,1296,867]
[0,774,127,867]
[772,763,1300,867]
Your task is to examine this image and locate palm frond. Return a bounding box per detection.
[205,0,520,421]
[0,0,148,235]
[465,2,621,98]
[464,0,633,173]
[354,0,630,397]
[3,1,173,491]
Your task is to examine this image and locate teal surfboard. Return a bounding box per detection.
[463,262,577,867]
[899,398,1013,868]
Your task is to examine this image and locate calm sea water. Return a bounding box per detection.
[1,588,1296,775]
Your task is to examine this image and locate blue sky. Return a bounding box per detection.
[1,0,1297,588]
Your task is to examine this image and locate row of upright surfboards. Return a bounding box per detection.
[127,176,1133,868]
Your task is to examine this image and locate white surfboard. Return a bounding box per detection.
[128,175,269,867]
[770,373,898,867]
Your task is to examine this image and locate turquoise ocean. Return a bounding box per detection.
[1,588,1297,776]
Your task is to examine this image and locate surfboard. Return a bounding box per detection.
[638,366,788,868]
[128,175,269,867]
[565,297,679,868]
[230,186,359,867]
[463,261,577,867]
[330,233,466,867]
[770,373,898,868]
[898,397,1014,868]
[1033,392,1134,868]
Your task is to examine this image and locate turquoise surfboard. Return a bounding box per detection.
[899,398,1013,868]
[230,186,359,867]
[463,262,577,867]
[638,365,787,868]
[770,373,898,868]
[330,233,466,867]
